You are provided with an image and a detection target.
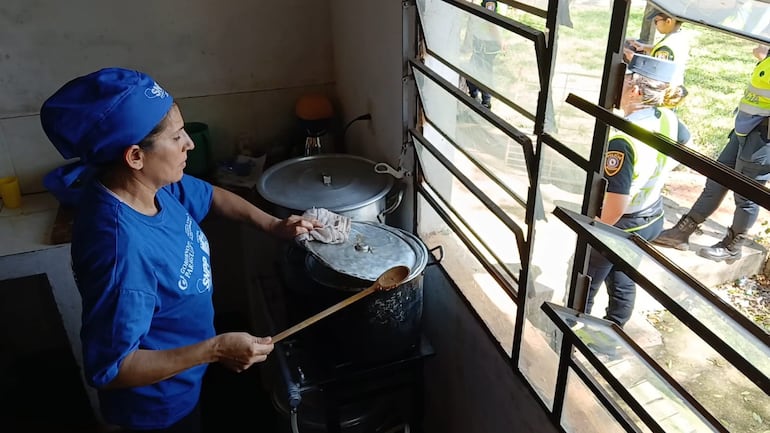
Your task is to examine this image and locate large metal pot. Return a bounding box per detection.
[281,222,436,364]
[257,154,403,222]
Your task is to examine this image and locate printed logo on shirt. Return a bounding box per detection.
[653,47,674,61]
[196,230,210,255]
[178,240,195,291]
[605,151,625,176]
[185,216,193,240]
[197,256,212,293]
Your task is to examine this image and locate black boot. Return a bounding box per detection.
[697,227,747,263]
[652,215,699,250]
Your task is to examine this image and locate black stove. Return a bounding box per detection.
[257,245,434,433]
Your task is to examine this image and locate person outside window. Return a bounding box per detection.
[465,0,503,109]
[624,11,690,88]
[652,46,770,263]
[585,55,690,328]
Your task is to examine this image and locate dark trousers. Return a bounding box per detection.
[690,129,770,233]
[467,38,500,105]
[585,213,665,327]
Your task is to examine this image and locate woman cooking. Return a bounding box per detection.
[40,67,322,432]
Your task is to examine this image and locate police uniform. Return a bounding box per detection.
[650,29,690,87]
[585,55,690,327]
[686,55,770,246]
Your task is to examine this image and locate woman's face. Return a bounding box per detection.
[140,105,194,186]
[654,15,676,34]
[619,74,641,114]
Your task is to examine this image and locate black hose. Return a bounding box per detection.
[341,113,372,151]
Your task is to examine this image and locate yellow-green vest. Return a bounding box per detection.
[650,30,689,86]
[607,107,679,215]
[739,56,770,116]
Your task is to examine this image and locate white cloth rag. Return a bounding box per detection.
[295,207,352,244]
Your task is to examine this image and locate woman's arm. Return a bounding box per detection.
[599,192,630,226]
[208,185,320,238]
[105,332,273,389]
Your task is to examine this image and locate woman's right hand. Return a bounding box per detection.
[214,332,274,372]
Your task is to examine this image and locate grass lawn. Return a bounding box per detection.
[505,4,759,159]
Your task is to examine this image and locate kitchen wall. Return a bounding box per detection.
[329,0,414,229]
[0,0,334,194]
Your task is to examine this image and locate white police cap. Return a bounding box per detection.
[626,54,677,83]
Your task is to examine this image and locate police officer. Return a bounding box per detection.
[465,0,502,109]
[652,47,770,263]
[625,11,690,88]
[585,55,690,327]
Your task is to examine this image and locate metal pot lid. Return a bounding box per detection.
[303,221,422,282]
[257,154,394,212]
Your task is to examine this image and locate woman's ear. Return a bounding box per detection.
[123,145,145,170]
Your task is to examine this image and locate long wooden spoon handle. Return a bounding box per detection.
[271,284,379,343]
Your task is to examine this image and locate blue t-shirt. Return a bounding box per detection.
[71,174,214,429]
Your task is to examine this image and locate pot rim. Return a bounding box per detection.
[304,222,428,289]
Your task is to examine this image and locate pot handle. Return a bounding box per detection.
[427,245,444,266]
[378,182,405,223]
[374,162,406,179]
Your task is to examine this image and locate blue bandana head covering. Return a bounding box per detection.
[40,68,174,206]
[41,67,174,164]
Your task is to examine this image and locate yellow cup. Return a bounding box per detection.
[0,176,22,209]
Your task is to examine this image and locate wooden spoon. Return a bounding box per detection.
[271,265,410,343]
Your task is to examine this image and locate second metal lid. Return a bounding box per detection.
[257,154,394,212]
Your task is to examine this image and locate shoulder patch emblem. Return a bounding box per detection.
[605,151,625,177]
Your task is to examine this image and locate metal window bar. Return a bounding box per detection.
[441,0,546,50]
[417,184,520,300]
[412,119,528,209]
[411,126,528,264]
[542,302,729,433]
[569,358,644,433]
[566,93,770,211]
[553,206,770,395]
[418,0,548,123]
[541,132,591,173]
[424,49,536,123]
[409,58,537,183]
[629,236,770,344]
[497,0,547,19]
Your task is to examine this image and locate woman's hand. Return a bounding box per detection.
[269,215,323,240]
[214,332,274,372]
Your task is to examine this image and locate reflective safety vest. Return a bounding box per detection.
[650,30,690,86]
[739,56,770,116]
[607,107,679,216]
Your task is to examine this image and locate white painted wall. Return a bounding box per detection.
[0,0,334,194]
[328,0,414,228]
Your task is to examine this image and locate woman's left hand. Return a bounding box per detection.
[270,215,323,239]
